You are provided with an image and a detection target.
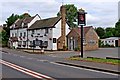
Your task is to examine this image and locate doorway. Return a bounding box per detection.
[115,40,118,47]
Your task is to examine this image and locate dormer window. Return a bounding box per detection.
[24,23,28,27]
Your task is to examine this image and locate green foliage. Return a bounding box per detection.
[74,46,80,51]
[63,46,68,50]
[57,4,78,28]
[95,27,105,39]
[98,40,104,47]
[6,14,19,27]
[115,20,120,37]
[69,56,120,65]
[95,26,119,39]
[1,30,8,47]
[19,13,31,19]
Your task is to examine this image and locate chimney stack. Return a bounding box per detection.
[60,5,66,36]
[57,5,66,50]
[61,5,66,47]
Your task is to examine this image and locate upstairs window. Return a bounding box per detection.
[32,30,34,34]
[24,32,26,37]
[15,33,17,37]
[12,33,14,37]
[45,28,49,34]
[24,23,28,27]
[20,33,22,37]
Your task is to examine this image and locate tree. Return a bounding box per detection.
[104,27,114,38]
[95,27,105,39]
[6,14,19,27]
[19,13,31,19]
[1,30,8,47]
[57,4,78,28]
[115,20,120,37]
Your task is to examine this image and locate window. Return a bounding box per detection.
[44,41,48,47]
[20,33,22,37]
[53,38,56,43]
[105,41,107,43]
[15,33,17,37]
[32,30,34,34]
[12,33,14,37]
[23,41,26,47]
[24,32,26,37]
[18,41,22,47]
[45,28,49,34]
[24,23,28,27]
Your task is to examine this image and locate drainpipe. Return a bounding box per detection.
[27,29,28,49]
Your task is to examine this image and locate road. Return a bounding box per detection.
[1,48,119,80]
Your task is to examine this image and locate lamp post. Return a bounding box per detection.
[78,8,87,58]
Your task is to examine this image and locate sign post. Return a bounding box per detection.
[78,8,87,58]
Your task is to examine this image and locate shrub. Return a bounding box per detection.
[74,47,80,51]
[63,46,68,51]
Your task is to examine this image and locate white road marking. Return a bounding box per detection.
[1,59,54,80]
[50,62,118,76]
[20,56,25,58]
[13,54,18,56]
[27,58,34,60]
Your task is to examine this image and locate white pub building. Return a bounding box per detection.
[9,6,70,50]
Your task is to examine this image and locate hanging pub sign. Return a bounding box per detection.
[78,8,87,25]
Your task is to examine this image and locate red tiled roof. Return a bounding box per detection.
[74,26,92,36]
[67,26,92,37]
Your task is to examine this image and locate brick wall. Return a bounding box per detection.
[84,28,99,51]
[118,39,120,47]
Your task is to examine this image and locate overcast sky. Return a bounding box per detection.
[0,0,119,28]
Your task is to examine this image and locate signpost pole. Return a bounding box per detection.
[81,25,83,58]
[78,8,87,58]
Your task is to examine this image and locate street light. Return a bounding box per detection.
[78,8,87,58]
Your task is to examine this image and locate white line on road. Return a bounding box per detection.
[50,62,118,76]
[1,59,54,80]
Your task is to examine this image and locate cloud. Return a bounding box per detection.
[0,0,118,28]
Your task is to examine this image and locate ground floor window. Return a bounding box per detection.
[53,38,56,43]
[23,41,26,47]
[18,41,22,47]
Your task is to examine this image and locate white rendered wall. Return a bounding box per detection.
[53,20,70,50]
[28,28,53,50]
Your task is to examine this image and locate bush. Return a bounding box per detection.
[74,47,80,51]
[63,46,68,51]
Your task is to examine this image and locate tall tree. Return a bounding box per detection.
[104,27,114,38]
[115,20,120,37]
[6,14,19,27]
[5,14,19,37]
[57,4,78,28]
[95,27,105,39]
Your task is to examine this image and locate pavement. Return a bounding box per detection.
[1,47,120,75]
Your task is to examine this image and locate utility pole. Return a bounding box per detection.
[78,8,87,58]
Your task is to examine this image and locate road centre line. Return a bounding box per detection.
[1,59,54,80]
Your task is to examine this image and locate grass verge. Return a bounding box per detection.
[68,56,120,65]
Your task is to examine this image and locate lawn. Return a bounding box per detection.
[68,56,120,65]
